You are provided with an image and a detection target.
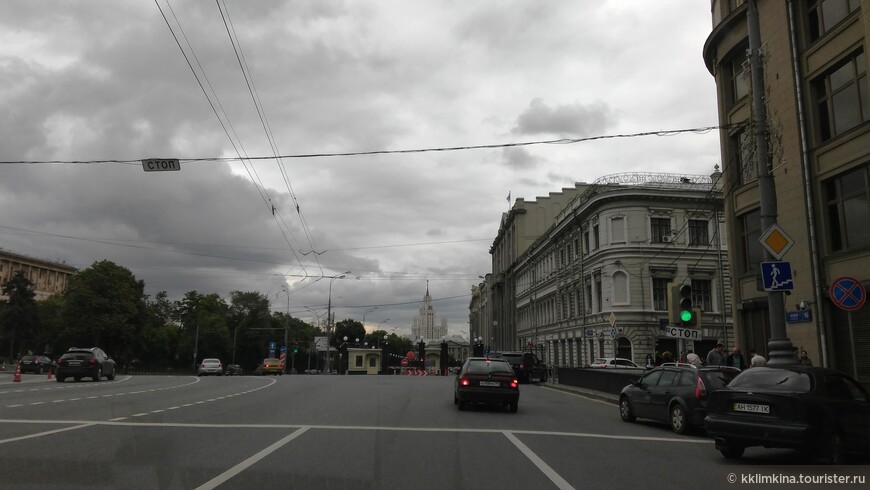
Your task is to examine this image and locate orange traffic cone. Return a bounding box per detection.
[13,363,22,382]
[47,368,53,380]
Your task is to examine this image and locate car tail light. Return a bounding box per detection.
[200,363,205,368]
[57,358,65,365]
[460,377,470,386]
[519,362,525,369]
[88,358,98,365]
[510,379,519,389]
[695,376,707,400]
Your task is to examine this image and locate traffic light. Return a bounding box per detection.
[293,344,298,354]
[678,284,695,326]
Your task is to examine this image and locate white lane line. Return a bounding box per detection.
[195,427,311,490]
[0,423,95,445]
[504,431,574,490]
[132,413,149,417]
[109,417,127,421]
[7,404,23,408]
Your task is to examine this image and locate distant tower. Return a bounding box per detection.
[411,282,447,341]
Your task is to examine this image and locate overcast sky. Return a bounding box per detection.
[0,1,721,339]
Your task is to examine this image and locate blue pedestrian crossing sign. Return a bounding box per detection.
[761,261,794,291]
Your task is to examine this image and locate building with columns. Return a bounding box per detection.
[1,249,77,301]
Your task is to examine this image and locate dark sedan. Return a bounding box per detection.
[55,348,116,382]
[619,364,740,434]
[704,366,870,464]
[454,357,519,413]
[18,355,54,374]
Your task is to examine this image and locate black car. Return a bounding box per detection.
[18,355,54,374]
[619,364,740,434]
[224,364,243,376]
[704,366,870,463]
[454,357,520,413]
[496,351,548,383]
[55,348,116,382]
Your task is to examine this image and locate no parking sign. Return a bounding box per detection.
[830,277,866,311]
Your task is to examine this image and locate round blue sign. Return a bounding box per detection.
[830,277,866,311]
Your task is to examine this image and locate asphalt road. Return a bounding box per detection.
[1,372,867,489]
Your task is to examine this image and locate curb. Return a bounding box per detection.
[541,382,619,405]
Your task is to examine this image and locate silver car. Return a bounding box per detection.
[197,358,223,376]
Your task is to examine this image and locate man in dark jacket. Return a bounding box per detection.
[726,347,746,370]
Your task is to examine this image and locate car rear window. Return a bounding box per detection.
[700,369,740,390]
[466,360,513,374]
[728,368,811,393]
[21,356,36,361]
[203,359,221,364]
[499,354,522,365]
[62,351,95,359]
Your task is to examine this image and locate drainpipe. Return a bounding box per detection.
[787,0,828,367]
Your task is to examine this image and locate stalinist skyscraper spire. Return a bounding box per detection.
[411,282,447,340]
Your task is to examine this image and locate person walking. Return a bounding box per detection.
[686,350,703,367]
[726,347,746,370]
[706,343,726,367]
[749,349,767,367]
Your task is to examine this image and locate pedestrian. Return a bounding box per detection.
[799,350,813,366]
[645,353,654,369]
[792,346,801,364]
[661,351,674,364]
[726,347,746,370]
[706,343,726,367]
[749,349,767,367]
[686,350,703,367]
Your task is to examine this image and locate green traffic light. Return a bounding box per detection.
[680,310,693,322]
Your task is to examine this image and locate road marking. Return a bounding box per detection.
[504,431,574,490]
[109,417,127,421]
[194,427,311,490]
[0,423,95,445]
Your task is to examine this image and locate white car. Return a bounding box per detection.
[588,357,639,369]
[197,358,223,376]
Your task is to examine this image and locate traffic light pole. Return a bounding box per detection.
[748,0,793,365]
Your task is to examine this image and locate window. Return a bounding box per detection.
[611,217,625,244]
[583,230,590,254]
[653,278,670,311]
[651,217,672,243]
[369,357,377,368]
[808,0,860,41]
[691,279,713,312]
[355,356,363,367]
[815,50,868,141]
[594,275,602,311]
[612,271,628,305]
[825,165,870,251]
[741,209,764,273]
[689,219,710,246]
[724,45,749,107]
[592,225,599,250]
[731,127,756,184]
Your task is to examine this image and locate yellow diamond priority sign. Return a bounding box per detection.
[759,224,794,260]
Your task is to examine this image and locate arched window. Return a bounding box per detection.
[616,337,633,361]
[612,271,629,305]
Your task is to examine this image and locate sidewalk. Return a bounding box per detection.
[541,380,619,405]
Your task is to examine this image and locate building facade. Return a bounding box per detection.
[703,0,870,381]
[510,172,731,368]
[0,249,77,301]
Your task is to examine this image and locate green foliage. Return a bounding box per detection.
[332,319,365,347]
[1,270,40,358]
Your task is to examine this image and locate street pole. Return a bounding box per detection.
[748,0,793,365]
[325,272,350,374]
[283,287,290,374]
[192,322,200,372]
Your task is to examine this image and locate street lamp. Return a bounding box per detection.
[281,286,291,374]
[362,306,378,328]
[325,271,351,375]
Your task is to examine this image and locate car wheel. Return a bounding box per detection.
[509,401,518,413]
[36,366,43,375]
[106,368,115,381]
[820,431,846,465]
[669,404,689,434]
[92,368,102,382]
[56,377,65,383]
[540,371,548,383]
[719,442,745,460]
[619,397,636,423]
[458,400,466,411]
[454,394,458,405]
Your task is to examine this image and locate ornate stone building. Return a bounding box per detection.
[411,284,448,341]
[0,249,77,301]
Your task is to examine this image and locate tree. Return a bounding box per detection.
[0,270,39,359]
[176,291,230,367]
[228,291,270,366]
[60,260,146,363]
[332,319,365,348]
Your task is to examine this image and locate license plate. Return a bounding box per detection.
[733,402,770,414]
[479,381,500,387]
[68,361,81,366]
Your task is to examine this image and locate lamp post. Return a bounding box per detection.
[362,306,378,329]
[281,286,290,374]
[325,272,350,375]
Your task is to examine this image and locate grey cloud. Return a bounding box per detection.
[500,147,540,170]
[512,98,615,137]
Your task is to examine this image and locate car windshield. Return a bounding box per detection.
[465,360,513,374]
[728,369,812,393]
